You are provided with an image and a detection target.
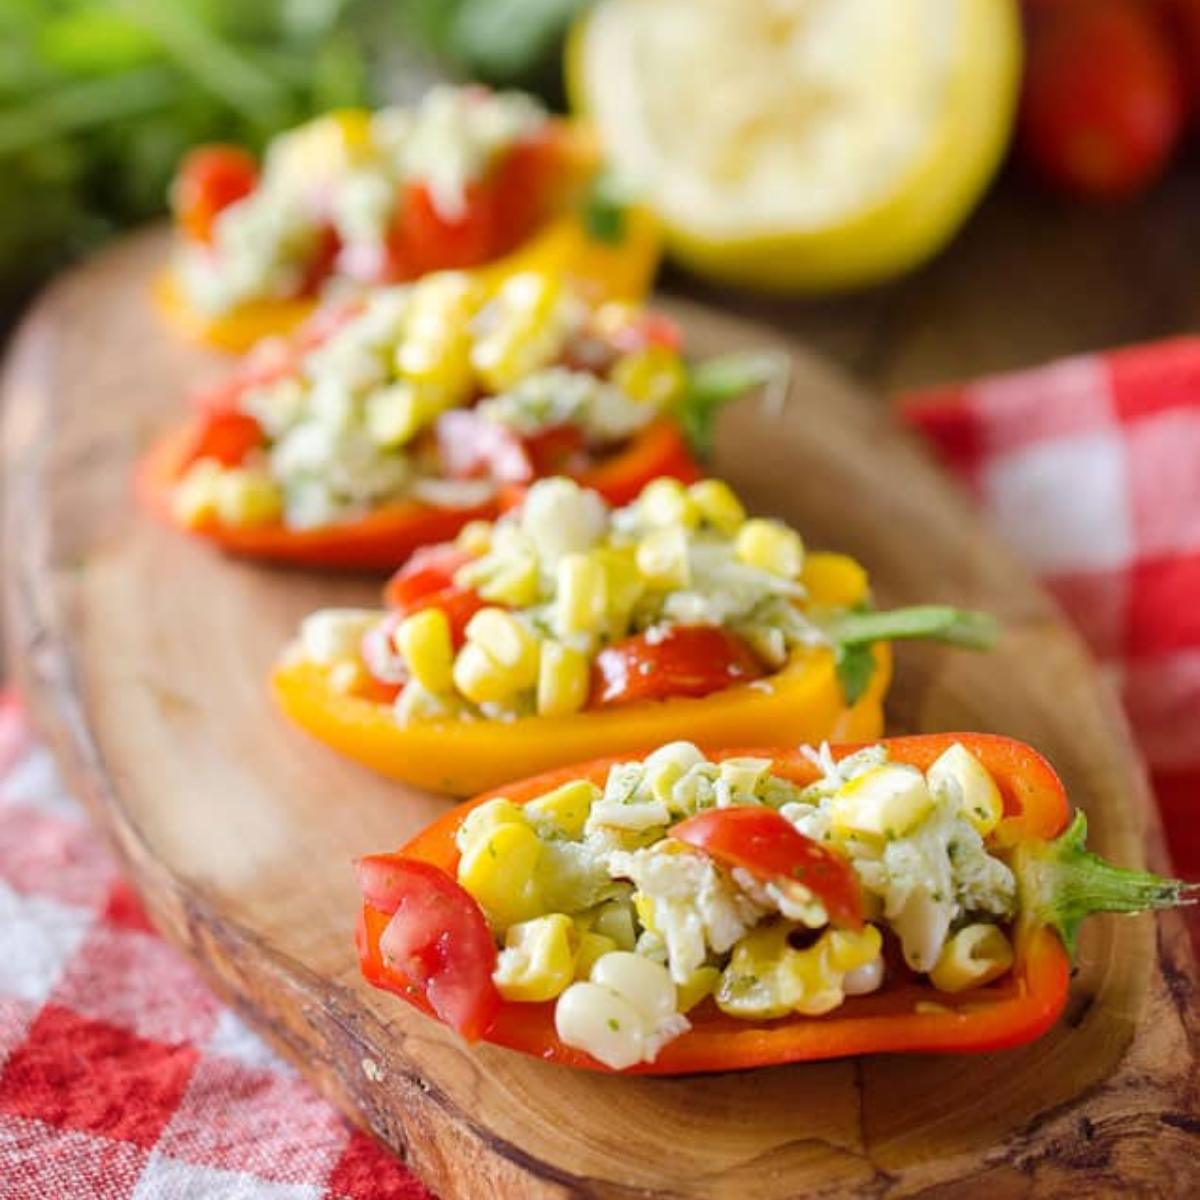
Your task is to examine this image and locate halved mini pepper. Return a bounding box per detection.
[270,473,993,791]
[275,639,892,796]
[138,267,756,569]
[137,415,697,571]
[356,734,1193,1073]
[156,97,661,352]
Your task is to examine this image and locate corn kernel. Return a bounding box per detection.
[555,553,608,636]
[574,930,618,979]
[535,640,590,717]
[455,520,492,556]
[457,820,544,928]
[638,478,698,530]
[455,796,525,855]
[472,273,567,392]
[493,913,577,1002]
[611,346,687,409]
[591,951,676,1023]
[211,466,282,528]
[830,764,935,840]
[395,608,454,694]
[643,741,705,807]
[735,518,804,578]
[675,965,720,1013]
[476,557,541,608]
[597,546,645,625]
[926,743,1004,836]
[171,460,223,528]
[452,643,521,706]
[396,272,480,405]
[718,757,773,798]
[332,106,372,146]
[365,383,424,447]
[801,552,869,609]
[717,924,862,1020]
[298,608,378,666]
[826,924,883,973]
[591,898,637,950]
[636,526,691,589]
[465,609,539,689]
[929,924,1013,993]
[688,480,745,534]
[554,981,646,1070]
[526,780,600,839]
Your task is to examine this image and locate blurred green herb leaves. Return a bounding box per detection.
[0,0,368,321]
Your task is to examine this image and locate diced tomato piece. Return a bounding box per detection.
[384,544,484,645]
[490,131,567,248]
[436,410,535,484]
[354,856,499,1042]
[384,544,474,609]
[523,424,587,475]
[173,145,258,243]
[181,409,264,469]
[671,807,863,930]
[590,626,766,709]
[393,180,498,277]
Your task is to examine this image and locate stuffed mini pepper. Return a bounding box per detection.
[273,475,994,791]
[159,85,659,350]
[139,274,752,568]
[356,734,1193,1071]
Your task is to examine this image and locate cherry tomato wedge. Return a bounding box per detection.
[671,807,863,930]
[591,626,765,708]
[354,856,499,1042]
[384,544,473,609]
[383,544,484,646]
[172,145,258,243]
[181,409,264,469]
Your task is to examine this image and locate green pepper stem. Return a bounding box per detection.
[1016,812,1197,958]
[828,605,999,649]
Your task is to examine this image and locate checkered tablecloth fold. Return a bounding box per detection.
[903,336,1200,875]
[0,693,432,1200]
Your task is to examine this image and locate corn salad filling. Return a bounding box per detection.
[175,87,549,315]
[172,274,688,532]
[292,475,865,722]
[453,739,1016,1070]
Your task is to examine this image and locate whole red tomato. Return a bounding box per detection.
[1157,0,1200,122]
[1020,0,1185,200]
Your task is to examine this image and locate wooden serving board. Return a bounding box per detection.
[3,230,1197,1199]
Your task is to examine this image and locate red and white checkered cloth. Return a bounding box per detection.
[0,694,433,1200]
[1,336,1198,1198]
[903,337,1200,877]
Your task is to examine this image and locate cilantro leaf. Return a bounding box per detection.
[678,351,788,460]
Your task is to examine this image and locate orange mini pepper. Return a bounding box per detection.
[356,734,1193,1073]
[272,641,891,796]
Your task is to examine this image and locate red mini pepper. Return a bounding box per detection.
[356,734,1193,1073]
[136,414,699,571]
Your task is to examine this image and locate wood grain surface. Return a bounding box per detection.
[2,229,1197,1198]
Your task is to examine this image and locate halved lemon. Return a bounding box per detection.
[568,0,1021,292]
